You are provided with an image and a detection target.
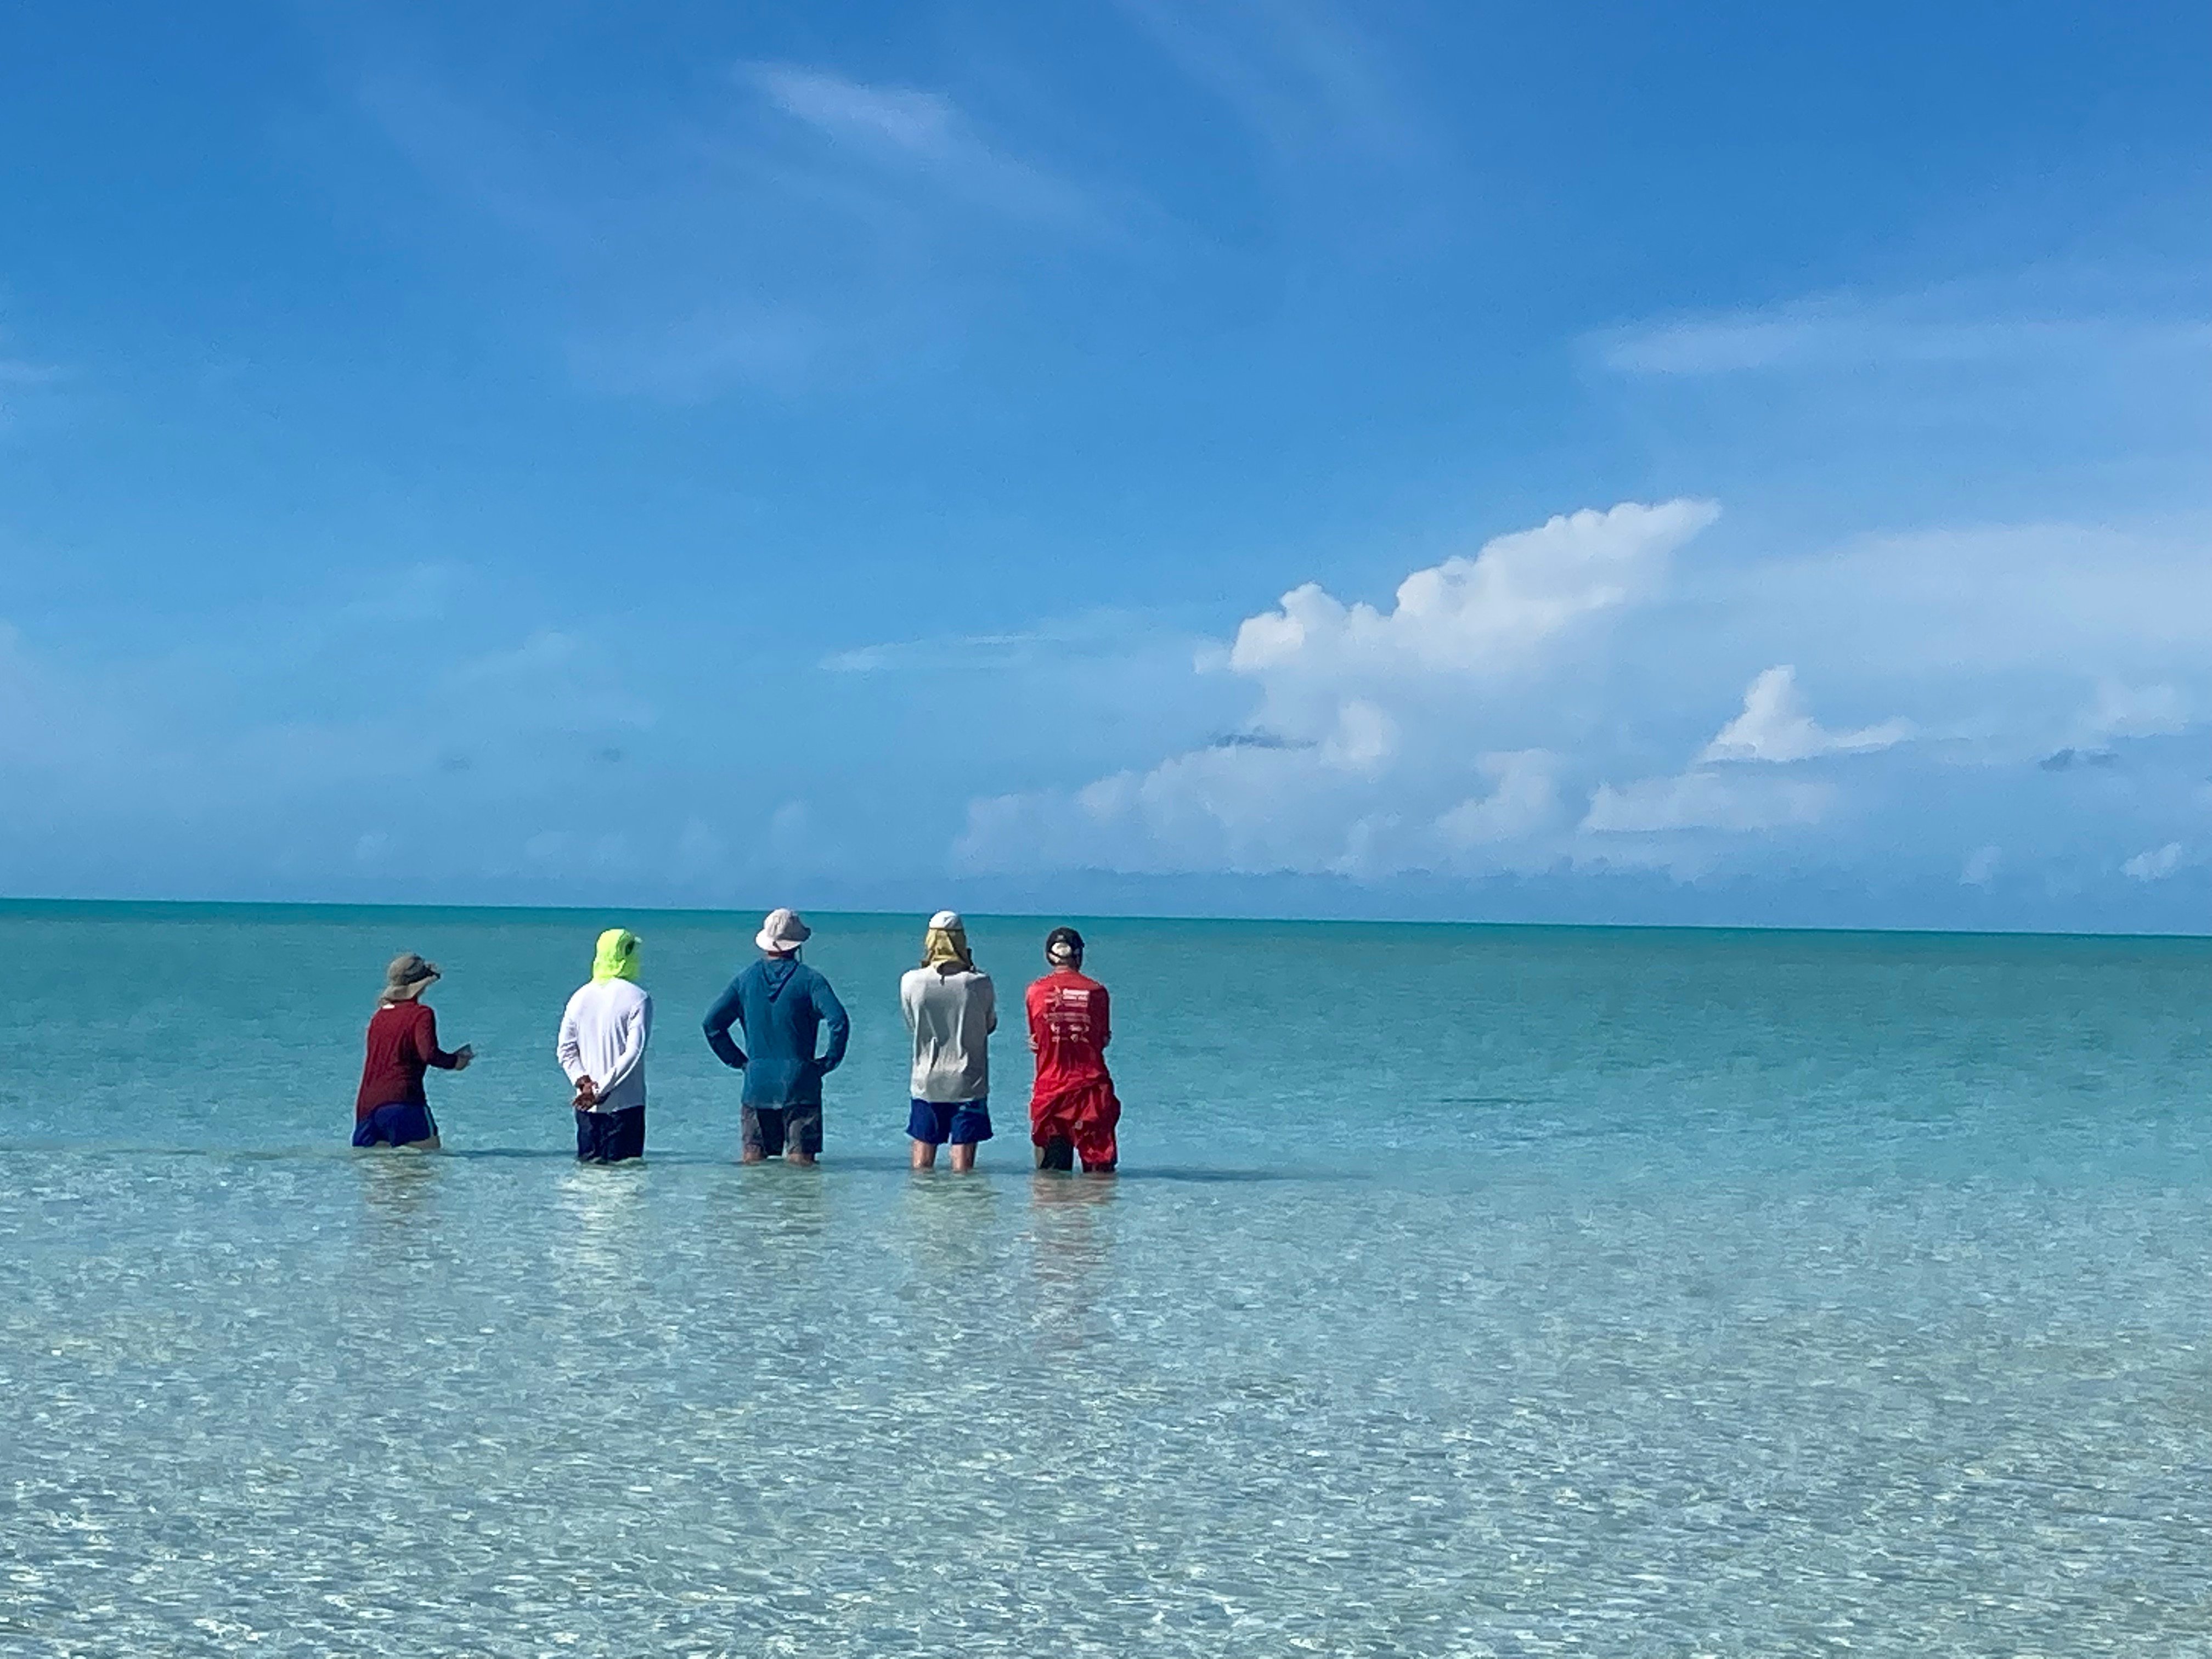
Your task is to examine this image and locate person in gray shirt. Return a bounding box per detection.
[899,911,997,1171]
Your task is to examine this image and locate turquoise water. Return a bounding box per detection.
[5,903,2212,1656]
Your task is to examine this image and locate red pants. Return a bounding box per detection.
[1030,1079,1120,1168]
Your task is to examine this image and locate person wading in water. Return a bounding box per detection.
[1025,927,1120,1174]
[557,928,654,1164]
[353,952,473,1149]
[702,909,850,1166]
[900,910,996,1172]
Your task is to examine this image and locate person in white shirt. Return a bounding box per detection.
[557,928,653,1163]
[899,911,996,1171]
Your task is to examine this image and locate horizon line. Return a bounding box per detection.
[3,893,2208,947]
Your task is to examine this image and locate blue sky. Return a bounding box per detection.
[2,1,2209,927]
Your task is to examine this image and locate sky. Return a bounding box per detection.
[2,1,2209,928]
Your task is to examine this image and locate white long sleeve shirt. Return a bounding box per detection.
[556,978,653,1113]
[899,966,996,1103]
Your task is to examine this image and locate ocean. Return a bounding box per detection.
[5,902,2210,1656]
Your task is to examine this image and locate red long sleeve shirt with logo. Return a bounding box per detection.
[1026,969,1113,1094]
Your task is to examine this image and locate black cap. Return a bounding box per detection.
[1045,926,1085,962]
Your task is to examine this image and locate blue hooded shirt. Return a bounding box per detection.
[702,956,850,1108]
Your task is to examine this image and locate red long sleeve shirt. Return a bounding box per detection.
[1025,969,1113,1094]
[354,1000,460,1119]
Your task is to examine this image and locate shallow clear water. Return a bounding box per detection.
[5,903,2212,1656]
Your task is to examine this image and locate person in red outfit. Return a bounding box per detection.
[1026,926,1120,1173]
[353,952,474,1149]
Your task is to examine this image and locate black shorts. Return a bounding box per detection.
[742,1103,823,1158]
[575,1105,646,1164]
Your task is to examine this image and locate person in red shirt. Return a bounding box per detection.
[353,952,473,1149]
[1026,926,1120,1173]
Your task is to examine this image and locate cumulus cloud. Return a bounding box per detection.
[951,489,2212,902]
[1435,752,1561,848]
[1226,499,1718,682]
[1700,665,1911,763]
[957,500,1717,878]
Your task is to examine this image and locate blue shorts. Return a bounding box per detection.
[576,1105,646,1164]
[907,1098,992,1147]
[353,1102,437,1147]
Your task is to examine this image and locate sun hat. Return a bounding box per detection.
[1045,926,1085,964]
[755,908,812,955]
[382,952,440,1001]
[922,910,972,971]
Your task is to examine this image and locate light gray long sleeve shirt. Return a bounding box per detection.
[899,966,996,1103]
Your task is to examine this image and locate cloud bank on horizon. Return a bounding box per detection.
[955,496,2212,897]
[0,2,2208,927]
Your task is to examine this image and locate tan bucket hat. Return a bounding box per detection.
[382,952,441,1001]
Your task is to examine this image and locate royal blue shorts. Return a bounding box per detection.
[576,1105,646,1164]
[353,1102,437,1147]
[906,1098,993,1146]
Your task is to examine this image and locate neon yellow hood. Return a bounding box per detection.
[592,928,642,983]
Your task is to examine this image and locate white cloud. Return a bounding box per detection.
[1594,296,2212,378]
[1700,665,1911,763]
[740,62,1094,226]
[1669,519,2212,754]
[1436,752,1561,848]
[2124,842,2185,882]
[815,612,1176,675]
[1227,499,1718,682]
[1114,0,1425,167]
[353,50,1115,402]
[1580,771,1833,835]
[952,491,2212,900]
[747,65,961,155]
[958,500,1719,878]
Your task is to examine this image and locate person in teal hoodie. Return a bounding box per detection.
[702,908,851,1165]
